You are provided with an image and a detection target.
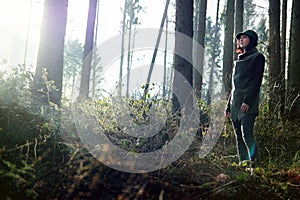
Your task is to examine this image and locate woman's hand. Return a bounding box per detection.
[225,111,230,118]
[224,109,230,118]
[240,103,249,113]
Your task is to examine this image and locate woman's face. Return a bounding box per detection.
[238,34,250,49]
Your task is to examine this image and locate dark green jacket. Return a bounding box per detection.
[227,48,265,121]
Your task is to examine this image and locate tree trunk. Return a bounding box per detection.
[208,0,220,104]
[172,0,193,112]
[119,0,127,96]
[126,0,133,99]
[280,0,287,115]
[193,0,199,82]
[163,15,169,99]
[287,0,300,118]
[79,0,97,99]
[222,0,235,99]
[91,0,100,98]
[234,0,243,60]
[32,0,68,110]
[143,0,170,100]
[268,0,281,114]
[194,0,207,99]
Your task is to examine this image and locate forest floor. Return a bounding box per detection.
[0,105,300,200]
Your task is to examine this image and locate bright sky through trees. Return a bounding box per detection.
[0,0,43,69]
[0,0,220,69]
[0,0,284,71]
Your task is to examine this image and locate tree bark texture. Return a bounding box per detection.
[173,0,193,112]
[280,0,287,115]
[287,0,300,118]
[268,0,281,113]
[194,0,207,99]
[32,0,68,109]
[234,0,243,60]
[222,0,235,99]
[79,0,97,99]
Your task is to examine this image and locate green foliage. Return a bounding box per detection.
[0,66,33,109]
[63,39,83,101]
[94,98,120,133]
[0,66,299,199]
[255,100,300,167]
[243,0,258,30]
[75,97,172,154]
[0,68,62,198]
[0,159,38,200]
[125,0,143,26]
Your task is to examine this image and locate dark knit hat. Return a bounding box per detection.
[236,30,258,47]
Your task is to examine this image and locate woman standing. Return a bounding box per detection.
[225,30,265,168]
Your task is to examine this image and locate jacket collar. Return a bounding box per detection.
[238,48,258,60]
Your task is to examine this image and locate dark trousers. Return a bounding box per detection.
[232,114,258,164]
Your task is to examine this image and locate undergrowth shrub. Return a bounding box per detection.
[0,158,38,199]
[0,67,299,199]
[255,100,300,167]
[0,67,61,199]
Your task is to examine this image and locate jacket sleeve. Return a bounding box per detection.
[243,54,265,106]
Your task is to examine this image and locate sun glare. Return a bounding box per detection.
[0,1,26,32]
[0,0,44,70]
